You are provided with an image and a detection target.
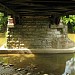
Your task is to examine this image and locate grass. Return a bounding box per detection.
[0,33,6,47]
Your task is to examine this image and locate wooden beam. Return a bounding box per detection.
[5,0,75,3]
[0,3,17,15]
[1,0,75,16]
[4,0,75,9]
[19,11,61,16]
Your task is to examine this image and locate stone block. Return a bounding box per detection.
[7,16,73,49]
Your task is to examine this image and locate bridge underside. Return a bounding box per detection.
[0,0,75,16]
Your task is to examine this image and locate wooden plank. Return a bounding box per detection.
[0,3,17,15]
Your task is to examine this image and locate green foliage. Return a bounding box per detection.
[62,15,75,33]
[62,15,75,24]
[0,12,8,32]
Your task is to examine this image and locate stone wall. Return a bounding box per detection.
[7,16,75,49]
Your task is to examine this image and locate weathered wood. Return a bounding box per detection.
[0,0,75,16]
[0,3,17,15]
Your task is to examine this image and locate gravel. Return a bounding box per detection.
[0,62,51,75]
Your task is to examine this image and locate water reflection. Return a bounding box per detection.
[0,53,74,75]
[62,58,75,75]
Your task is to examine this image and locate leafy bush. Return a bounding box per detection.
[62,15,75,33]
[0,12,7,33]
